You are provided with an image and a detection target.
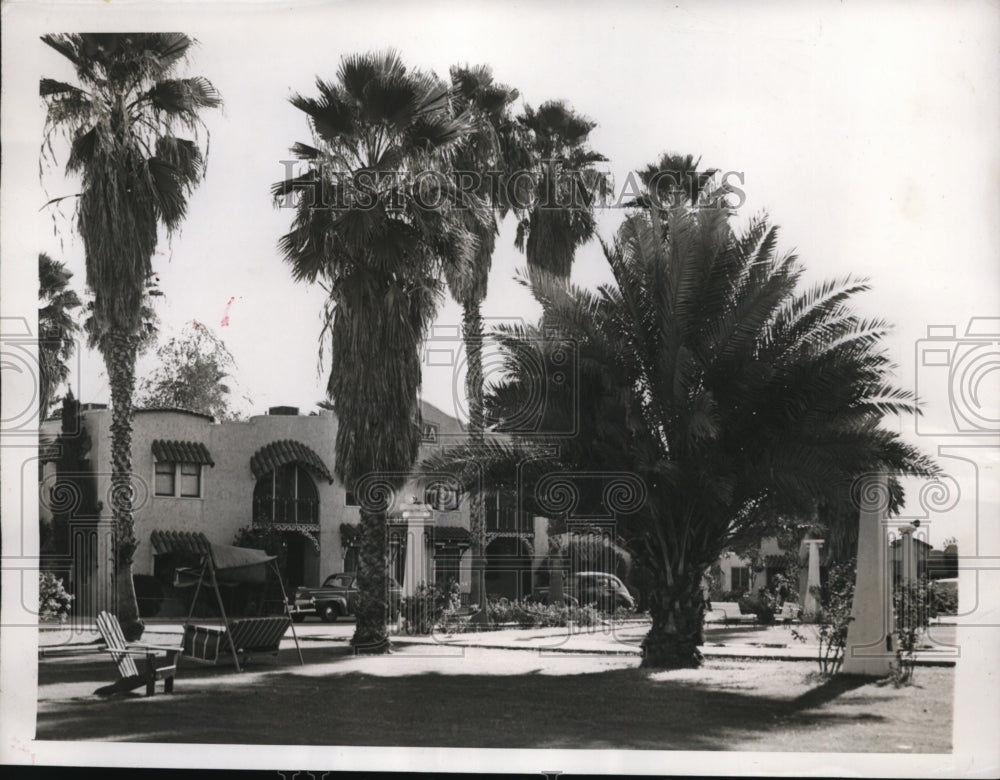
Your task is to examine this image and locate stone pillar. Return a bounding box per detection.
[531,516,548,593]
[400,501,433,597]
[842,474,895,676]
[802,540,824,616]
[900,523,919,584]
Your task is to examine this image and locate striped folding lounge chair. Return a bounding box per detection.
[94,611,179,696]
[182,616,291,669]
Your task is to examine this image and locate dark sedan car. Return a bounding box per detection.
[289,573,402,622]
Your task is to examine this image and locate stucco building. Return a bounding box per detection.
[40,399,553,617]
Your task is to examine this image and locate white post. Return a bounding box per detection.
[842,474,895,676]
[531,516,548,594]
[400,500,433,597]
[802,540,824,616]
[900,524,918,584]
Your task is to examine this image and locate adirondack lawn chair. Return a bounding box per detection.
[94,611,179,696]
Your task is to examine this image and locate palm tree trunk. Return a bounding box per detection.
[351,507,390,653]
[640,568,707,669]
[104,330,143,641]
[463,300,489,621]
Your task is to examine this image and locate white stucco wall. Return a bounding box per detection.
[58,400,473,588]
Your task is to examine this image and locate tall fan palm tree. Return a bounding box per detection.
[40,33,221,639]
[631,152,719,211]
[514,100,610,288]
[274,51,486,653]
[444,64,524,617]
[426,206,937,668]
[38,252,82,420]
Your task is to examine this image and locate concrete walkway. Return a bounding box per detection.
[37,616,959,665]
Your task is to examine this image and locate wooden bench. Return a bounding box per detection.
[704,601,758,625]
[181,616,291,670]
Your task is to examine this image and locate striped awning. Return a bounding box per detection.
[150,530,212,556]
[152,439,214,466]
[250,439,333,483]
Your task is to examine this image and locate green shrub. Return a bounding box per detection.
[739,590,777,625]
[571,604,601,627]
[39,572,73,621]
[400,582,444,635]
[891,579,935,686]
[928,580,957,616]
[792,558,855,675]
[483,597,605,629]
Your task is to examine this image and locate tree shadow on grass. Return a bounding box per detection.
[36,653,924,751]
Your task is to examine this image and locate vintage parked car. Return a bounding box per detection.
[288,573,402,622]
[535,571,636,611]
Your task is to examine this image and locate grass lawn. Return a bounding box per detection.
[37,645,952,752]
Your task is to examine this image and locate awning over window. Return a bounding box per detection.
[250,439,333,483]
[151,529,212,556]
[152,439,214,466]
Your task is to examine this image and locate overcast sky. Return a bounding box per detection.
[4,0,999,547]
[2,2,1000,771]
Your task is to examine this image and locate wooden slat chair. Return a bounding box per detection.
[776,602,801,624]
[94,611,179,696]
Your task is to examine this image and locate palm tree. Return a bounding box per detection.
[444,64,524,617]
[631,152,719,211]
[38,252,82,420]
[40,33,221,639]
[426,206,937,668]
[514,100,610,288]
[274,51,485,653]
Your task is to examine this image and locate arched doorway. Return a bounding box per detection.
[252,463,320,588]
[484,536,532,601]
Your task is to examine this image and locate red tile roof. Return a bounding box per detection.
[250,439,333,483]
[150,529,212,556]
[151,439,215,466]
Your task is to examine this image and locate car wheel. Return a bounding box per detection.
[291,613,306,623]
[319,603,340,623]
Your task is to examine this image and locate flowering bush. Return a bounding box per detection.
[39,572,73,621]
[485,597,602,629]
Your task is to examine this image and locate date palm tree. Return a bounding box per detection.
[40,33,221,638]
[274,51,486,653]
[514,100,610,289]
[38,252,82,420]
[426,205,937,668]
